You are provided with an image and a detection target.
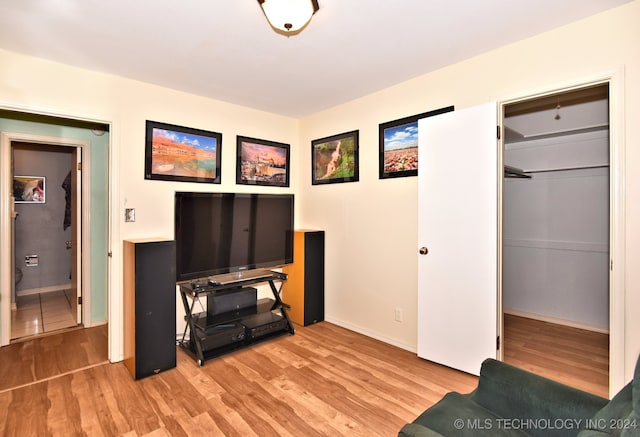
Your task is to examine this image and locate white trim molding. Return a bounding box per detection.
[1,131,91,345]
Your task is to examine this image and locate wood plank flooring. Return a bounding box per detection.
[0,322,478,436]
[0,324,108,392]
[503,313,609,398]
[0,318,609,436]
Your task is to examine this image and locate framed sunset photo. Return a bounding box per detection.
[236,136,290,187]
[145,120,222,184]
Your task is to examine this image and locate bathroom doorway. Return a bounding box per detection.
[11,141,82,339]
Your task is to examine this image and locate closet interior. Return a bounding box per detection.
[502,84,610,333]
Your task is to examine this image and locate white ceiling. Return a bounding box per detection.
[0,0,631,118]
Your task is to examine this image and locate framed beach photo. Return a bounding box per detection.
[236,136,290,187]
[145,120,222,183]
[312,130,359,185]
[13,176,46,203]
[378,106,454,179]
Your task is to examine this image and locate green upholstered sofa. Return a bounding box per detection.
[399,356,640,437]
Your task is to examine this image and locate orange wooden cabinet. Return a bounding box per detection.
[281,230,324,326]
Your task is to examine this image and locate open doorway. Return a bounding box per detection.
[1,110,110,350]
[11,141,81,339]
[501,83,610,397]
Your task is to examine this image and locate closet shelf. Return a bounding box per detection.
[504,165,531,179]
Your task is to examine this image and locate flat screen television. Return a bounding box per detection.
[174,192,294,281]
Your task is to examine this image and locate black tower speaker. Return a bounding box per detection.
[124,239,176,379]
[282,230,325,326]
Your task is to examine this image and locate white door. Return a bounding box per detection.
[417,102,499,376]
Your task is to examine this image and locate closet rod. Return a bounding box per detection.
[525,164,609,174]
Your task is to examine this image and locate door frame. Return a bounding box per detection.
[497,69,626,396]
[0,132,91,345]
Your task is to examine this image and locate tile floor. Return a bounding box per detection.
[11,289,77,340]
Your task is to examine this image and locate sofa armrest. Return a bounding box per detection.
[399,423,446,437]
[471,359,608,425]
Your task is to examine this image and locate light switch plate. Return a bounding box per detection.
[125,208,136,222]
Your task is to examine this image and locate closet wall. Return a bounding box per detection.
[503,128,609,331]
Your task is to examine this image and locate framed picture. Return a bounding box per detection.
[312,130,359,185]
[13,176,46,203]
[145,120,222,183]
[379,106,454,179]
[236,136,290,187]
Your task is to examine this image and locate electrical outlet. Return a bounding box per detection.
[395,307,403,322]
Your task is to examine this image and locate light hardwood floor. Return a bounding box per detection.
[0,322,477,436]
[0,324,108,393]
[503,313,609,398]
[0,318,609,436]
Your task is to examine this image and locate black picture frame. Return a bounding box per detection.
[144,120,222,184]
[236,136,290,187]
[378,106,454,179]
[312,130,359,185]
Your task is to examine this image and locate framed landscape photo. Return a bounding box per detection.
[236,136,290,187]
[312,130,359,185]
[13,176,46,203]
[378,106,454,179]
[145,120,222,183]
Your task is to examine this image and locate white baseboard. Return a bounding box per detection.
[504,308,609,334]
[17,283,72,297]
[324,316,416,353]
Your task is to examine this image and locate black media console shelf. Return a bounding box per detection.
[178,270,295,366]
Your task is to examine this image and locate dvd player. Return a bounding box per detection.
[242,312,288,339]
[193,321,246,351]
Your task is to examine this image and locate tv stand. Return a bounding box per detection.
[178,270,295,366]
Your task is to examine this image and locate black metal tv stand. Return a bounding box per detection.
[178,269,295,366]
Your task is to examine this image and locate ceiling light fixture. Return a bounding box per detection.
[257,0,319,36]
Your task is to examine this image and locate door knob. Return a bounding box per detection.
[419,247,429,255]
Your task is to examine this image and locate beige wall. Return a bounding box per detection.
[298,1,640,382]
[0,1,638,382]
[0,48,299,357]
